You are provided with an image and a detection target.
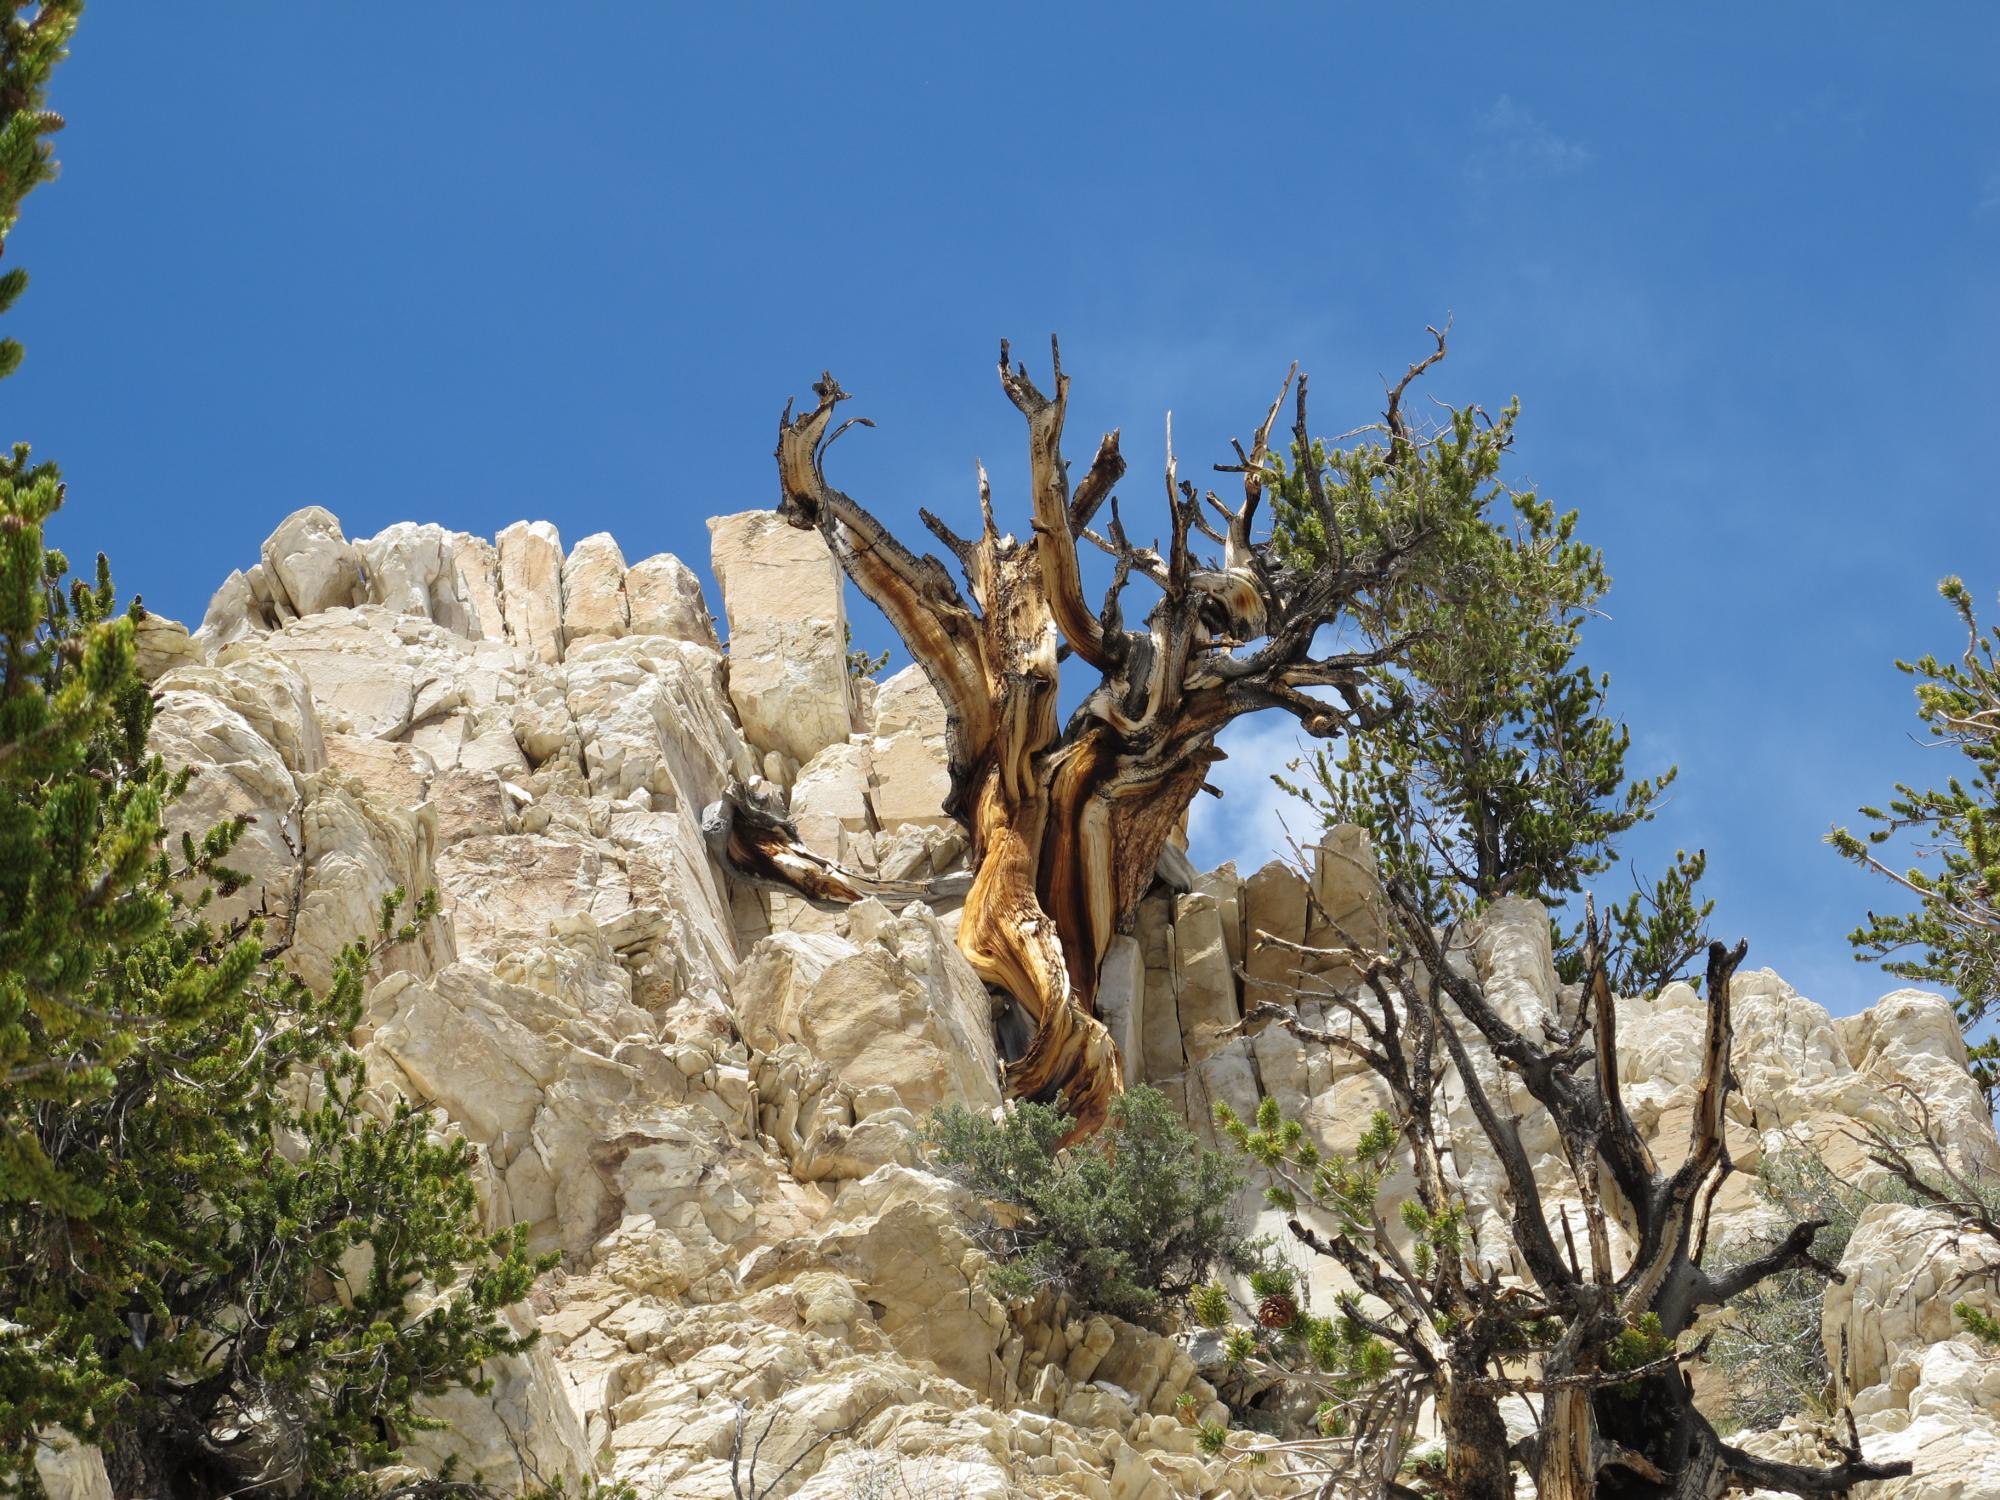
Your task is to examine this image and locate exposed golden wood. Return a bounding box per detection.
[737,341,1426,1141]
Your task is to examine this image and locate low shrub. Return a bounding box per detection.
[924,1085,1257,1323]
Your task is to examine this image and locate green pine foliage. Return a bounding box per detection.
[1958,1301,2000,1346]
[0,2,80,384]
[1829,575,2000,1101]
[843,624,890,680]
[0,13,561,1494]
[924,1085,1257,1324]
[1603,1311,1671,1393]
[1268,392,1710,995]
[0,487,553,1492]
[1207,1100,1404,1439]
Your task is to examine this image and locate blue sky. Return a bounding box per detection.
[7,6,1997,1016]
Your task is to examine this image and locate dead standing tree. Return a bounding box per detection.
[716,336,1458,1138]
[1228,889,1915,1499]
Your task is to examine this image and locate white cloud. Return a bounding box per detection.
[1465,95,1595,186]
[1185,712,1332,875]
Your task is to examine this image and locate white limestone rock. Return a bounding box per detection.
[1827,1203,2000,1399]
[355,521,485,638]
[561,531,630,650]
[242,606,483,741]
[562,635,752,808]
[868,664,953,830]
[708,508,853,766]
[191,567,271,653]
[158,650,326,777]
[1468,893,1562,1040]
[450,531,507,641]
[148,682,307,937]
[1854,1339,2000,1499]
[31,1433,111,1500]
[290,768,451,988]
[498,519,566,664]
[626,551,718,649]
[261,505,362,616]
[399,1308,593,1491]
[733,904,1001,1118]
[1841,988,2000,1178]
[1825,1204,2000,1498]
[1240,858,1307,1001]
[789,740,875,861]
[1727,967,1857,1128]
[1169,887,1241,1064]
[133,612,203,681]
[1095,935,1145,1088]
[141,515,2000,1499]
[806,1176,1012,1398]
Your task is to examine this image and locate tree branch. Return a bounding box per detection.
[1690,1218,1839,1313]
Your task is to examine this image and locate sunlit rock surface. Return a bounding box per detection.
[99,504,1998,1498]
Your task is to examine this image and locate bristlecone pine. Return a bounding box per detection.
[714,337,1441,1139]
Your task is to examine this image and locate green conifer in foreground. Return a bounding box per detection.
[0,9,559,1496]
[1831,573,2000,1103]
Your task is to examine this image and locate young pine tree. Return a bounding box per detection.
[1829,574,2000,1103]
[0,11,560,1497]
[1268,354,1710,995]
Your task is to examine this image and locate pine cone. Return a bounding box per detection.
[1256,1292,1298,1330]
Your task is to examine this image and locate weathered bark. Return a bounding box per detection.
[1436,1364,1513,1500]
[1391,907,1910,1498]
[1247,888,1914,1497]
[102,1415,242,1500]
[745,341,1413,1137]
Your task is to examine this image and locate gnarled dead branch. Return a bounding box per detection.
[1238,883,1914,1500]
[732,338,1443,1138]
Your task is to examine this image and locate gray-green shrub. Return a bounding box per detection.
[924,1085,1257,1324]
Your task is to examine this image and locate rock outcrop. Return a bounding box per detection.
[104,505,2000,1499]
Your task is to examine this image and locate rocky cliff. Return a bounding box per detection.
[43,507,2000,1499]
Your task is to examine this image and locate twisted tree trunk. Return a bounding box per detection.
[727,338,1420,1137]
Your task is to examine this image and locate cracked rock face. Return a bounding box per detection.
[60,503,1997,1500]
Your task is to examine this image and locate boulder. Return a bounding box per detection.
[1095,935,1145,1086]
[450,531,507,641]
[1171,888,1242,1064]
[732,905,1001,1117]
[626,552,718,650]
[868,665,953,830]
[32,1433,111,1500]
[260,505,362,616]
[191,567,271,652]
[1727,968,1856,1128]
[400,1311,593,1491]
[133,612,203,681]
[707,509,853,766]
[355,521,484,638]
[498,520,566,663]
[562,531,631,649]
[1842,989,2000,1178]
[790,741,875,861]
[1827,1203,2000,1398]
[1240,859,1307,1002]
[148,682,307,936]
